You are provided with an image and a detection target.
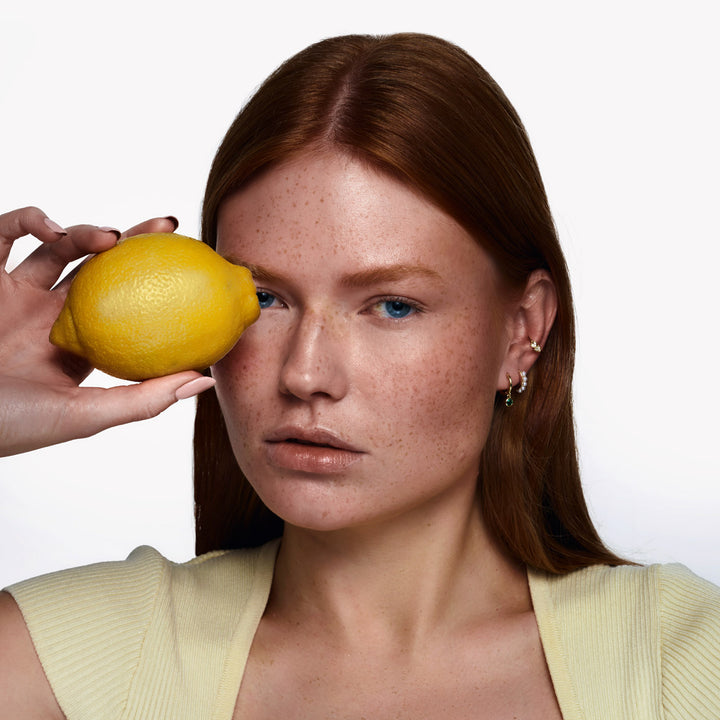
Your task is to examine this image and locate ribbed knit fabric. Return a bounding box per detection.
[7,547,720,719]
[528,562,720,719]
[7,541,279,720]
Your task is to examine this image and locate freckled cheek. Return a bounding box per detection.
[216,325,269,381]
[368,339,496,457]
[212,329,276,436]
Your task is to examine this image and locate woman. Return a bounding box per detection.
[1,33,719,719]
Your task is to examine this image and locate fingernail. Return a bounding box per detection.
[44,217,67,235]
[98,226,122,239]
[175,376,216,401]
[164,216,179,231]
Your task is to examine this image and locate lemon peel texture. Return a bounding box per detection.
[50,232,260,381]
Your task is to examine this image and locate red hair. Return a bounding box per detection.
[194,33,627,573]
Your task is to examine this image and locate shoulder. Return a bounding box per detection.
[535,561,720,629]
[533,560,719,611]
[530,563,720,718]
[652,564,720,716]
[6,541,278,629]
[3,541,279,719]
[531,561,720,651]
[0,590,64,719]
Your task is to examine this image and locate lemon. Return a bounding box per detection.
[50,233,260,381]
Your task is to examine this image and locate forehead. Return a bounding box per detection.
[216,150,495,284]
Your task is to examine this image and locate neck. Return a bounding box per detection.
[267,496,530,653]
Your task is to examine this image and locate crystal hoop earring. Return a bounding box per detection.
[517,370,528,394]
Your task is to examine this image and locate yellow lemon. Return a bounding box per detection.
[50,233,260,381]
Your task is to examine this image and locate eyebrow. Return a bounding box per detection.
[236,262,283,284]
[233,261,442,288]
[340,264,442,288]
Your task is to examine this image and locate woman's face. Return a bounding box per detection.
[214,150,515,532]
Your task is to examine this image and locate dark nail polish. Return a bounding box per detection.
[98,226,122,240]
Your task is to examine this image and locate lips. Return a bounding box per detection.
[266,427,361,451]
[265,427,364,473]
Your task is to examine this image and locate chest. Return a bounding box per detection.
[231,614,563,720]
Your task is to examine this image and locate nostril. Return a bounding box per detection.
[277,320,350,402]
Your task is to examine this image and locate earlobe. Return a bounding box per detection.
[496,269,557,390]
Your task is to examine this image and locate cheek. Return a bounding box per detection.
[368,324,500,463]
[211,328,271,441]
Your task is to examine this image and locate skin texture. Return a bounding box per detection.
[0,208,214,719]
[0,208,211,457]
[215,150,513,534]
[0,591,63,720]
[214,150,561,718]
[0,153,558,717]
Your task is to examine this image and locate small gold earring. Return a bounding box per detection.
[530,339,542,353]
[505,373,514,407]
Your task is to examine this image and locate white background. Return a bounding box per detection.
[1,0,718,587]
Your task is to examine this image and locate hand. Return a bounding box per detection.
[0,207,215,457]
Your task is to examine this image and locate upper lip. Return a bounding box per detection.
[265,427,363,453]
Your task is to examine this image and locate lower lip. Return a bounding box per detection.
[266,441,364,474]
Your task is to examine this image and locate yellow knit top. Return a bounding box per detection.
[7,541,720,719]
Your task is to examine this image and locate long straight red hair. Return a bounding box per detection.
[194,33,627,573]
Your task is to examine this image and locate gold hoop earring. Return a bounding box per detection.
[505,373,514,407]
[530,339,542,353]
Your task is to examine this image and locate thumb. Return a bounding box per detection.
[73,373,216,436]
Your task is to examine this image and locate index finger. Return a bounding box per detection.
[11,225,121,289]
[0,207,66,270]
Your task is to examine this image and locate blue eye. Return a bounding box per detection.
[257,291,277,309]
[379,299,415,319]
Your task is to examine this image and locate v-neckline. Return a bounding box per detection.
[213,543,576,720]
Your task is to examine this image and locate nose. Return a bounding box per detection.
[278,309,350,402]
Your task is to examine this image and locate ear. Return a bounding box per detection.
[496,269,557,390]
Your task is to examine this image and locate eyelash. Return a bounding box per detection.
[256,290,282,310]
[255,290,424,320]
[368,296,424,320]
